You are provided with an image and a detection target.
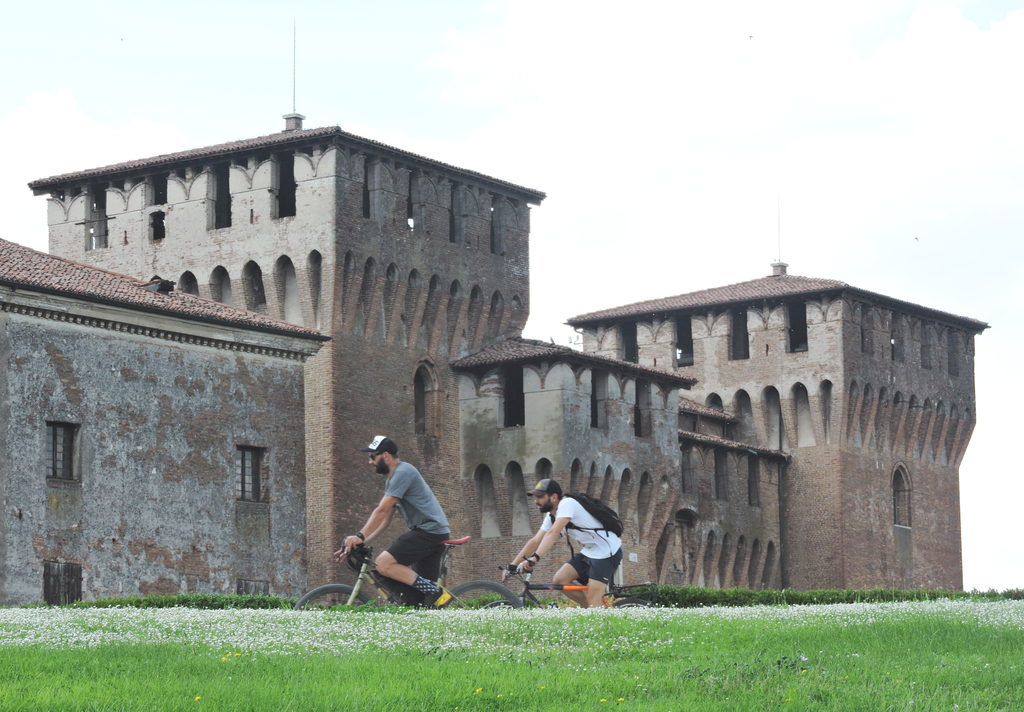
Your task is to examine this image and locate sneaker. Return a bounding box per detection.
[423,587,454,609]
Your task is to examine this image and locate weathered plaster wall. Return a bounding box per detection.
[0,311,308,605]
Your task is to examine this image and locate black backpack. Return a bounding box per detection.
[549,492,624,537]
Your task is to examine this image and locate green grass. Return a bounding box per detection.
[1,601,1022,711]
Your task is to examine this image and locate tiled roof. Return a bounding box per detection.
[679,430,787,460]
[680,398,737,423]
[566,273,988,330]
[450,338,697,388]
[0,239,327,339]
[27,126,546,202]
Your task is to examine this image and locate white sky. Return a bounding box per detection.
[1,0,1020,591]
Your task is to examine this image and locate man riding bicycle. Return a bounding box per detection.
[336,436,453,608]
[504,478,623,608]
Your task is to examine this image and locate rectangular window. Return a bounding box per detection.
[45,422,76,480]
[43,561,82,605]
[87,184,108,250]
[590,369,608,428]
[235,447,263,502]
[152,173,168,205]
[150,211,165,241]
[681,446,695,494]
[502,366,525,427]
[634,379,650,438]
[363,159,372,219]
[787,300,808,352]
[276,152,297,218]
[748,457,760,506]
[236,578,270,595]
[622,322,638,363]
[676,316,694,367]
[730,308,749,360]
[714,449,728,501]
[214,164,232,229]
[948,331,960,377]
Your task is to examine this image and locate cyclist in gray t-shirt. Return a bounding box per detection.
[337,436,454,608]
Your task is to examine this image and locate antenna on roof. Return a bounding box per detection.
[283,20,306,132]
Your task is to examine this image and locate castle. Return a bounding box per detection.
[1,114,985,604]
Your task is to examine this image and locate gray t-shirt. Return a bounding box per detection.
[384,461,450,535]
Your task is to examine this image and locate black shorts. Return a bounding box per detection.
[567,548,623,586]
[385,528,450,582]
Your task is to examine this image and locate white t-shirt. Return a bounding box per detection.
[540,497,622,559]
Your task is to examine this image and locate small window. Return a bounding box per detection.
[921,325,937,370]
[152,174,168,205]
[235,447,263,502]
[893,468,911,527]
[634,379,650,438]
[590,369,608,428]
[43,561,82,605]
[276,152,297,218]
[45,422,77,480]
[676,316,694,367]
[787,300,808,352]
[86,184,108,250]
[748,457,760,506]
[150,211,166,241]
[236,579,270,595]
[622,322,638,363]
[947,330,960,377]
[214,164,232,229]
[502,366,525,428]
[730,309,749,360]
[362,159,372,219]
[714,449,728,501]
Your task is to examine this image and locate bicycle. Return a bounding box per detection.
[450,565,658,609]
[294,537,522,610]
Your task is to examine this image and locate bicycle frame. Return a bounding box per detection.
[345,540,462,607]
[506,570,657,608]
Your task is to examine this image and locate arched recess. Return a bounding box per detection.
[534,458,553,478]
[569,459,583,492]
[586,462,601,497]
[402,269,422,346]
[473,465,501,538]
[846,379,860,445]
[861,309,877,355]
[857,383,874,449]
[872,387,889,451]
[506,461,532,536]
[732,536,747,589]
[210,266,233,306]
[340,251,356,326]
[636,471,653,534]
[903,395,920,455]
[618,469,633,525]
[820,380,833,444]
[747,539,762,588]
[420,275,442,349]
[178,271,199,296]
[713,449,728,501]
[890,392,906,453]
[445,280,463,356]
[600,465,615,502]
[467,286,484,343]
[733,390,755,444]
[702,531,717,588]
[486,290,504,339]
[761,541,777,589]
[717,533,731,588]
[705,393,724,411]
[763,386,788,451]
[355,257,377,335]
[275,256,302,324]
[892,466,912,527]
[943,405,960,465]
[413,362,443,438]
[242,261,268,314]
[382,263,399,337]
[921,324,938,369]
[914,399,933,459]
[307,250,322,329]
[792,382,816,447]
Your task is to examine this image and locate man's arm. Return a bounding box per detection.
[336,496,399,557]
[512,517,571,576]
[502,527,547,582]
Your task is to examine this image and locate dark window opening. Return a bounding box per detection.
[634,379,650,438]
[407,176,415,231]
[714,449,728,501]
[490,200,504,255]
[681,446,695,494]
[622,322,638,363]
[362,159,372,219]
[43,561,82,605]
[214,164,232,229]
[590,369,607,428]
[921,325,937,370]
[150,211,165,241]
[503,366,525,427]
[730,308,749,360]
[449,184,461,244]
[787,300,808,352]
[748,457,760,506]
[948,331,960,377]
[152,174,168,205]
[891,327,905,362]
[414,367,429,435]
[236,579,270,595]
[676,316,694,366]
[277,151,296,218]
[45,422,76,480]
[235,447,263,502]
[893,469,911,527]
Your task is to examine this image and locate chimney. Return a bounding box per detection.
[771,262,788,277]
[283,113,306,131]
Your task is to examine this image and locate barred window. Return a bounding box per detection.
[45,422,76,480]
[235,447,263,502]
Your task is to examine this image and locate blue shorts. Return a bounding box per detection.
[567,548,623,586]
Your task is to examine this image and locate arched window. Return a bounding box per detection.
[733,390,755,443]
[178,271,199,296]
[893,468,911,527]
[275,256,301,324]
[414,366,430,435]
[705,393,724,411]
[242,261,268,314]
[506,461,532,536]
[413,363,440,438]
[534,458,553,478]
[307,251,322,328]
[210,266,232,306]
[474,465,501,538]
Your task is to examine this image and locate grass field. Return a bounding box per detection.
[1,600,1022,711]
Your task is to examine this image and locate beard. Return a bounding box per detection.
[539,501,555,514]
[375,459,390,475]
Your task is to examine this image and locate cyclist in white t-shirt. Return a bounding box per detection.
[504,478,623,608]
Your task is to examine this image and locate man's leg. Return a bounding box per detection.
[552,562,589,607]
[585,580,609,608]
[375,550,418,585]
[379,530,452,608]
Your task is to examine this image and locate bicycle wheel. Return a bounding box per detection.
[294,584,375,610]
[612,596,655,608]
[449,580,523,609]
